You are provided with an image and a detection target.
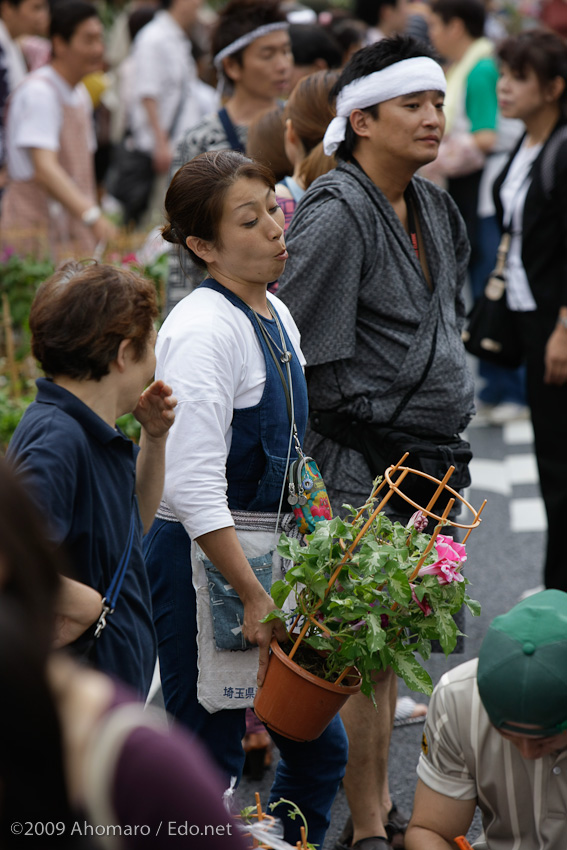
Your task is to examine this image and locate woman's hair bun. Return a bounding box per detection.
[162,221,181,245]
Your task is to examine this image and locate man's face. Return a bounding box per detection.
[1,0,49,38]
[428,13,457,63]
[496,723,567,760]
[381,0,408,37]
[53,15,104,80]
[224,30,293,103]
[356,89,445,169]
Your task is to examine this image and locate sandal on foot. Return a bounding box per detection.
[386,804,409,849]
[352,838,392,850]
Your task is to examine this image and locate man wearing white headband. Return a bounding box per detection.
[279,36,475,850]
[166,0,293,313]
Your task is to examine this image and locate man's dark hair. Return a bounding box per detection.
[128,4,155,41]
[1,0,30,10]
[430,0,486,40]
[289,23,342,69]
[330,35,441,161]
[212,0,287,68]
[49,0,98,42]
[354,0,399,28]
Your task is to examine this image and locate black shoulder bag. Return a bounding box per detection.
[462,231,523,369]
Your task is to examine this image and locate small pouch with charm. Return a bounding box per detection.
[252,306,333,535]
[287,445,332,534]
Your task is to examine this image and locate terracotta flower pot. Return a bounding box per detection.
[254,637,362,742]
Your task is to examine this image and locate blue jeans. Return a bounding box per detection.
[144,519,348,847]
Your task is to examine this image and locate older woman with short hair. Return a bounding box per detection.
[7,261,176,696]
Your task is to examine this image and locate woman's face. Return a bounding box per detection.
[497,62,551,122]
[202,177,287,288]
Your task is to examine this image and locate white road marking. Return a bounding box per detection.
[469,459,510,495]
[510,498,547,533]
[469,428,544,532]
[506,453,539,486]
[503,420,534,445]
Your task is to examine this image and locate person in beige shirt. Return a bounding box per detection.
[407,589,567,850]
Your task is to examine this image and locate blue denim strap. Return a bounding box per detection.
[94,501,137,637]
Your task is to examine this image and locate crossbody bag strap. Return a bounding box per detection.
[217,107,246,153]
[122,72,188,146]
[168,69,191,141]
[94,501,137,639]
[251,310,308,463]
[252,311,293,423]
[386,319,439,427]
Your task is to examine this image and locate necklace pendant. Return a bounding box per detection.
[280,351,292,364]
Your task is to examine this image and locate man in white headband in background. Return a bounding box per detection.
[165,0,293,313]
[279,36,475,850]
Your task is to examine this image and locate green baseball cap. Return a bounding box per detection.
[477,590,567,737]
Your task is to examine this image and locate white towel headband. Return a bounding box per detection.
[213,22,290,71]
[323,57,447,155]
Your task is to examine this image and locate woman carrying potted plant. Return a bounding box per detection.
[143,150,348,848]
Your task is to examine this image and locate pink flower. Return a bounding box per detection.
[411,586,432,616]
[0,245,15,263]
[406,510,428,532]
[434,534,467,565]
[121,253,138,265]
[417,534,466,586]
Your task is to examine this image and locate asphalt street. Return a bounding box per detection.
[232,415,547,848]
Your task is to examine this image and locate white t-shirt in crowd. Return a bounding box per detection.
[6,64,95,181]
[0,19,27,92]
[500,138,542,312]
[477,116,523,219]
[156,286,305,541]
[128,11,217,154]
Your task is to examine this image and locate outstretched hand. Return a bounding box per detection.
[134,380,177,439]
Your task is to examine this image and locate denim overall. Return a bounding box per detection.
[144,280,348,847]
[205,278,309,513]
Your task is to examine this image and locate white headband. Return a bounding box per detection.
[323,57,447,155]
[213,22,289,71]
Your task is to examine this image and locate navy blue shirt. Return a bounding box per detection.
[7,378,156,696]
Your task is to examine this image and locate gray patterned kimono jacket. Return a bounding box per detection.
[278,160,475,508]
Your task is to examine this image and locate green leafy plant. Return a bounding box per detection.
[239,798,316,849]
[0,244,167,408]
[0,387,36,451]
[264,483,481,698]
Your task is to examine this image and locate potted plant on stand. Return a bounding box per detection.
[254,456,486,742]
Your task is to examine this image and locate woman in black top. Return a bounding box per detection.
[494,29,567,590]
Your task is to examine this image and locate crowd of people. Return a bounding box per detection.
[2,0,567,847]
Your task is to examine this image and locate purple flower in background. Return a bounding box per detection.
[406,510,428,532]
[0,246,15,263]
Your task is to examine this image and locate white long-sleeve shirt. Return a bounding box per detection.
[156,286,305,540]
